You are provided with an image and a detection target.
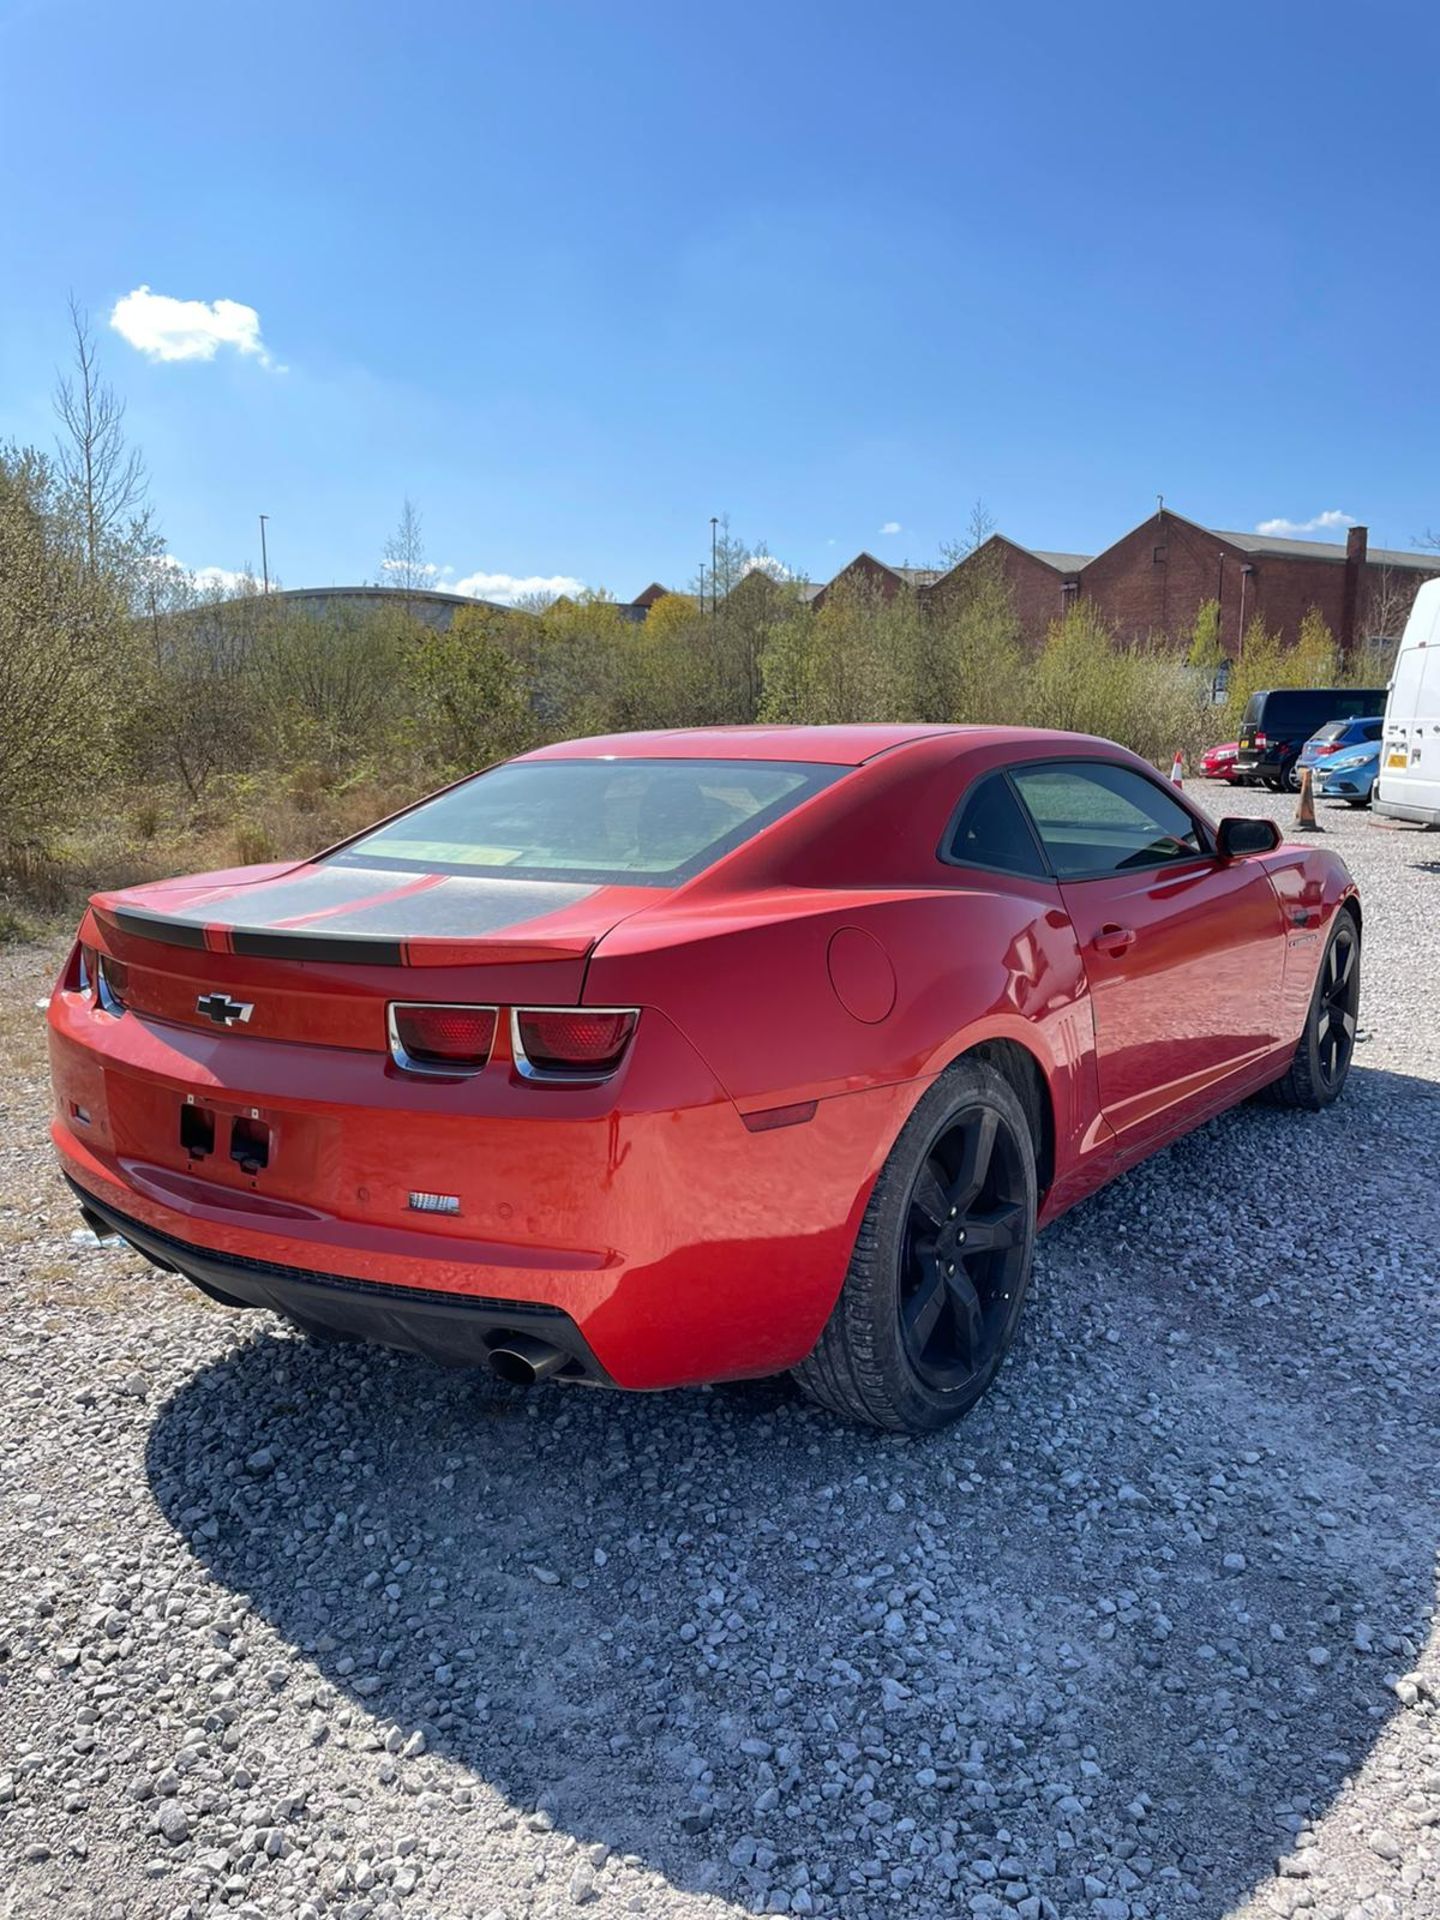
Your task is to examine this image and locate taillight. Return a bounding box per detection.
[96,954,128,1013]
[388,1002,497,1076]
[1316,743,1341,755]
[78,943,126,1013]
[1254,732,1269,747]
[513,1008,639,1081]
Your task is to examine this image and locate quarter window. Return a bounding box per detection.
[1011,762,1207,879]
[944,774,1049,878]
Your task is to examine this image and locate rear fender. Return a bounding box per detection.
[586,886,1108,1219]
[1260,847,1359,1036]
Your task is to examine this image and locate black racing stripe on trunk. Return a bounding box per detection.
[124,865,384,931]
[295,876,598,938]
[229,928,407,965]
[112,909,209,949]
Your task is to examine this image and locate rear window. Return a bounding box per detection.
[337,758,846,885]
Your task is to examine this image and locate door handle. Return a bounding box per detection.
[1092,924,1136,956]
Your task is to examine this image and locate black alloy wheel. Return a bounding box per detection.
[899,1106,1029,1393]
[793,1058,1038,1432]
[1264,909,1361,1111]
[1314,916,1360,1094]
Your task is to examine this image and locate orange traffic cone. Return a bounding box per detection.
[1293,767,1323,832]
[1169,751,1184,787]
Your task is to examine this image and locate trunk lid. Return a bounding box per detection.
[89,860,658,1051]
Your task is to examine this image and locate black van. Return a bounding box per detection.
[1234,687,1388,792]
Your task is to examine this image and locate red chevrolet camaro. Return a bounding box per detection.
[49,725,1361,1432]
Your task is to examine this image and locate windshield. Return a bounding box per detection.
[337,757,847,886]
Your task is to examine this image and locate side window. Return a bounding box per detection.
[1011,762,1207,879]
[944,774,1049,878]
[1363,721,1383,742]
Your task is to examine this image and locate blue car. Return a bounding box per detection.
[1297,715,1383,777]
[1312,738,1380,807]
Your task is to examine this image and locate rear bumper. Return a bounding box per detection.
[49,995,920,1389]
[67,1175,608,1379]
[1373,795,1440,825]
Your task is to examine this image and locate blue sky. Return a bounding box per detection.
[2,0,1436,601]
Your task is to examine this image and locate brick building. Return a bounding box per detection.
[809,552,940,610]
[918,510,1436,655]
[923,536,1092,638]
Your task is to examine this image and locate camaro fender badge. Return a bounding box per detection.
[196,992,254,1028]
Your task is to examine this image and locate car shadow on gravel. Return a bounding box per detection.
[144,1062,1440,1918]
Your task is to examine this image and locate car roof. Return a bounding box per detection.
[520,723,1096,768]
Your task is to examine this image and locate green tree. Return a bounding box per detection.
[52,296,152,580]
[0,445,124,859]
[1021,602,1211,766]
[510,591,628,736]
[1185,597,1225,674]
[759,575,921,723]
[1292,605,1339,686]
[920,538,1025,724]
[404,604,535,772]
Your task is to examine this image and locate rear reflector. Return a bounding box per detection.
[389,1002,497,1075]
[513,1008,639,1080]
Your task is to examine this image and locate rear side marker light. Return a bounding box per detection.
[742,1100,818,1134]
[512,1008,639,1081]
[389,1003,497,1076]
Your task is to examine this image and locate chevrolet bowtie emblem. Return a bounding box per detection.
[196,992,253,1028]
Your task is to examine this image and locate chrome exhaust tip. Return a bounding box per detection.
[487,1333,568,1386]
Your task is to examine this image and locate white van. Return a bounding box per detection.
[1375,577,1440,826]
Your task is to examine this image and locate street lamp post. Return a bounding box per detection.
[710,516,719,614]
[258,515,270,595]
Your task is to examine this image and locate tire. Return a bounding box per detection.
[792,1059,1037,1433]
[1264,909,1360,1111]
[1262,776,1281,793]
[1281,759,1301,794]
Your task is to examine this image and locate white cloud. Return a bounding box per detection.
[743,553,795,582]
[146,553,256,595]
[1255,509,1357,538]
[109,285,279,368]
[879,520,902,535]
[191,563,254,593]
[381,558,445,580]
[450,570,585,606]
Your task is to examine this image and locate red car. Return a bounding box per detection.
[49,726,1361,1433]
[1200,740,1242,782]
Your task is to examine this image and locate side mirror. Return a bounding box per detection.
[1218,816,1282,858]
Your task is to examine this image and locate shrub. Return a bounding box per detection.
[233,823,279,867]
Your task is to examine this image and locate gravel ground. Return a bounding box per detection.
[1,785,1438,1920]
